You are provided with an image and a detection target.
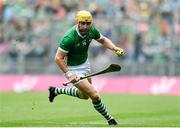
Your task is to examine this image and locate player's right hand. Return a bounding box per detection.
[69,74,79,84]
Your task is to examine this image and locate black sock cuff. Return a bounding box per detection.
[92,99,101,104]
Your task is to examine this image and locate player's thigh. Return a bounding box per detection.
[75,79,100,101]
[76,78,91,99]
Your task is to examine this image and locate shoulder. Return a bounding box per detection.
[62,25,77,42]
[60,27,75,47]
[90,25,99,32]
[89,25,101,36]
[88,25,102,40]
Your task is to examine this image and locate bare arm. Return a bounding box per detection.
[54,48,68,73]
[97,36,116,50]
[55,48,79,83]
[97,36,124,55]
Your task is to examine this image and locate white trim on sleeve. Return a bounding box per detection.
[58,47,69,53]
[96,33,103,40]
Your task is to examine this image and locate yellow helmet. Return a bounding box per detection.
[76,10,93,23]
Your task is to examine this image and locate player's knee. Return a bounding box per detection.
[83,96,89,100]
[91,93,100,101]
[80,95,89,100]
[78,92,89,100]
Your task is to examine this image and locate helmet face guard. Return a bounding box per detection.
[76,10,93,24]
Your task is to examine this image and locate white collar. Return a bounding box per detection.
[76,25,86,38]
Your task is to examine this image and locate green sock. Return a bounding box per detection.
[93,100,113,121]
[55,87,79,98]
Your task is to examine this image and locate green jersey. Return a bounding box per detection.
[59,25,101,66]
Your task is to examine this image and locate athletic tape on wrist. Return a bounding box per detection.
[64,71,73,78]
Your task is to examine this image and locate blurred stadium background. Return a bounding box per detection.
[0,0,180,75]
[0,0,180,127]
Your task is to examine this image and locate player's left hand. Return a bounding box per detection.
[113,47,124,57]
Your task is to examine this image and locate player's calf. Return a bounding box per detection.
[90,92,100,102]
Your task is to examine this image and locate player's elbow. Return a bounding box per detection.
[54,55,62,64]
[97,36,107,44]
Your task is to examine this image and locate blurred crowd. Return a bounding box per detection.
[0,0,180,73]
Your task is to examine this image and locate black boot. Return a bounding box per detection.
[108,118,118,125]
[48,86,57,102]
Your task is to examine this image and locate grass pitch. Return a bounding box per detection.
[0,92,180,127]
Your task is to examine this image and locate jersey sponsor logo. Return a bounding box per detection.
[82,40,87,46]
[87,39,92,43]
[75,39,92,47]
[84,38,92,45]
[75,43,80,47]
